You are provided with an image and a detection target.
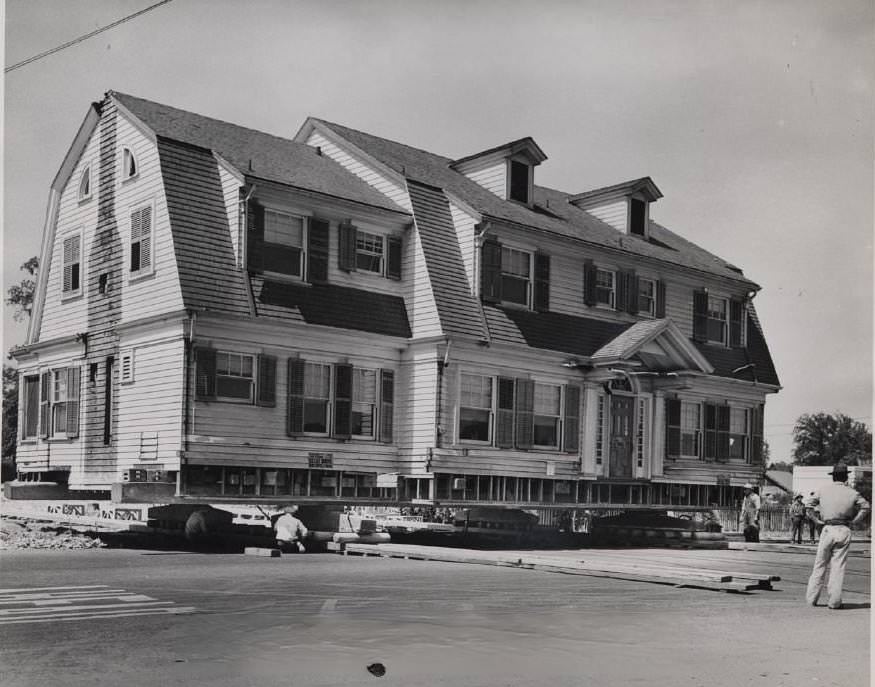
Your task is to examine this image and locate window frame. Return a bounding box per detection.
[638,277,656,317]
[61,231,83,300]
[78,165,92,202]
[21,374,40,441]
[507,159,532,205]
[679,401,702,460]
[533,382,562,450]
[50,368,70,438]
[706,295,728,345]
[729,406,749,462]
[595,268,616,309]
[499,245,533,309]
[128,200,155,280]
[458,373,494,445]
[262,207,307,280]
[351,367,378,439]
[302,361,332,436]
[122,147,138,182]
[355,230,385,275]
[214,351,256,404]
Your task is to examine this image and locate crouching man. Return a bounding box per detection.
[274,505,308,553]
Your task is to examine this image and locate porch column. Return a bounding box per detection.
[581,383,602,476]
[651,391,665,477]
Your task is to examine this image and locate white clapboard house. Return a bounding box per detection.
[12,91,780,508]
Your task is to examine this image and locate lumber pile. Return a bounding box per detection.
[338,543,778,593]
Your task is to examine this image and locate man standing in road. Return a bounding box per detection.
[805,462,870,609]
[741,483,761,542]
[274,505,309,553]
[789,494,806,545]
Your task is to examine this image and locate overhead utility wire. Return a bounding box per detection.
[6,0,175,73]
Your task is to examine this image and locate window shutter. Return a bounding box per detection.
[616,270,628,313]
[480,237,502,304]
[515,378,534,450]
[751,404,765,464]
[703,403,718,461]
[386,236,402,280]
[287,358,305,436]
[495,377,515,448]
[665,398,681,460]
[563,385,581,454]
[333,363,353,438]
[729,299,744,348]
[247,202,265,272]
[583,259,597,306]
[256,354,277,407]
[380,369,395,443]
[139,206,152,270]
[39,372,51,439]
[194,348,216,400]
[716,405,730,462]
[692,289,709,342]
[63,236,81,293]
[307,218,330,283]
[66,366,81,438]
[627,271,639,315]
[655,280,666,318]
[533,252,550,312]
[338,221,357,272]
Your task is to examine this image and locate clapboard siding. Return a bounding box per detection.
[114,111,185,323]
[184,440,399,472]
[38,126,101,341]
[399,349,439,453]
[456,152,507,198]
[449,200,477,294]
[431,451,579,478]
[114,336,185,474]
[586,200,627,232]
[306,130,412,212]
[664,279,694,336]
[217,160,242,266]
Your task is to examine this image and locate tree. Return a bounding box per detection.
[6,256,39,322]
[792,413,872,467]
[3,256,39,481]
[768,461,794,473]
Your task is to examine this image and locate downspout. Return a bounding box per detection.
[434,338,451,455]
[179,310,196,497]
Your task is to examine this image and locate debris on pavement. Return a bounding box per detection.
[0,515,106,550]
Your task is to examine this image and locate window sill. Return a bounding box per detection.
[499,301,531,311]
[261,270,306,284]
[60,291,84,303]
[129,269,156,284]
[121,173,140,185]
[78,195,93,205]
[19,438,38,445]
[46,437,76,443]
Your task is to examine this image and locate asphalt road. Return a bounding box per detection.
[0,546,869,687]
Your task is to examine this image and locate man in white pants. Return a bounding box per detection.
[805,462,870,609]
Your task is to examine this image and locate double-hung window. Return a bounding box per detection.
[62,234,82,297]
[533,383,561,449]
[500,247,531,307]
[41,367,80,439]
[707,296,728,344]
[263,209,305,278]
[303,363,331,434]
[215,352,255,402]
[680,401,701,458]
[130,204,153,277]
[459,374,493,442]
[729,407,748,461]
[595,269,616,308]
[638,278,656,317]
[355,231,384,274]
[351,368,377,437]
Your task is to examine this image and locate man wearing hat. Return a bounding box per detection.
[273,504,309,553]
[789,494,807,544]
[740,483,761,542]
[805,462,870,609]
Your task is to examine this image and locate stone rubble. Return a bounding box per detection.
[0,516,106,550]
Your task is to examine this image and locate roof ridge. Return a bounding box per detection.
[313,117,455,165]
[111,90,308,149]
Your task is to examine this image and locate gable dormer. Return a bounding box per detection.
[450,137,547,207]
[569,177,662,239]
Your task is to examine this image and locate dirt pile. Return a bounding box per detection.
[0,516,106,550]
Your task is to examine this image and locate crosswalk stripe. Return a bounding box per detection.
[0,601,170,616]
[0,606,196,625]
[0,585,108,594]
[0,590,129,604]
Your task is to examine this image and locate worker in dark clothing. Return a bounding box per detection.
[805,463,870,609]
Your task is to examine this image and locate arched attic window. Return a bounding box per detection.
[122,147,138,180]
[78,166,91,201]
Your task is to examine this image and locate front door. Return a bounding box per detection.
[609,395,634,478]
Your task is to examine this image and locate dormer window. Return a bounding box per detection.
[508,160,531,204]
[629,197,647,236]
[78,167,91,201]
[122,147,138,180]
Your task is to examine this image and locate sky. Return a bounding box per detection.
[3,0,873,465]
